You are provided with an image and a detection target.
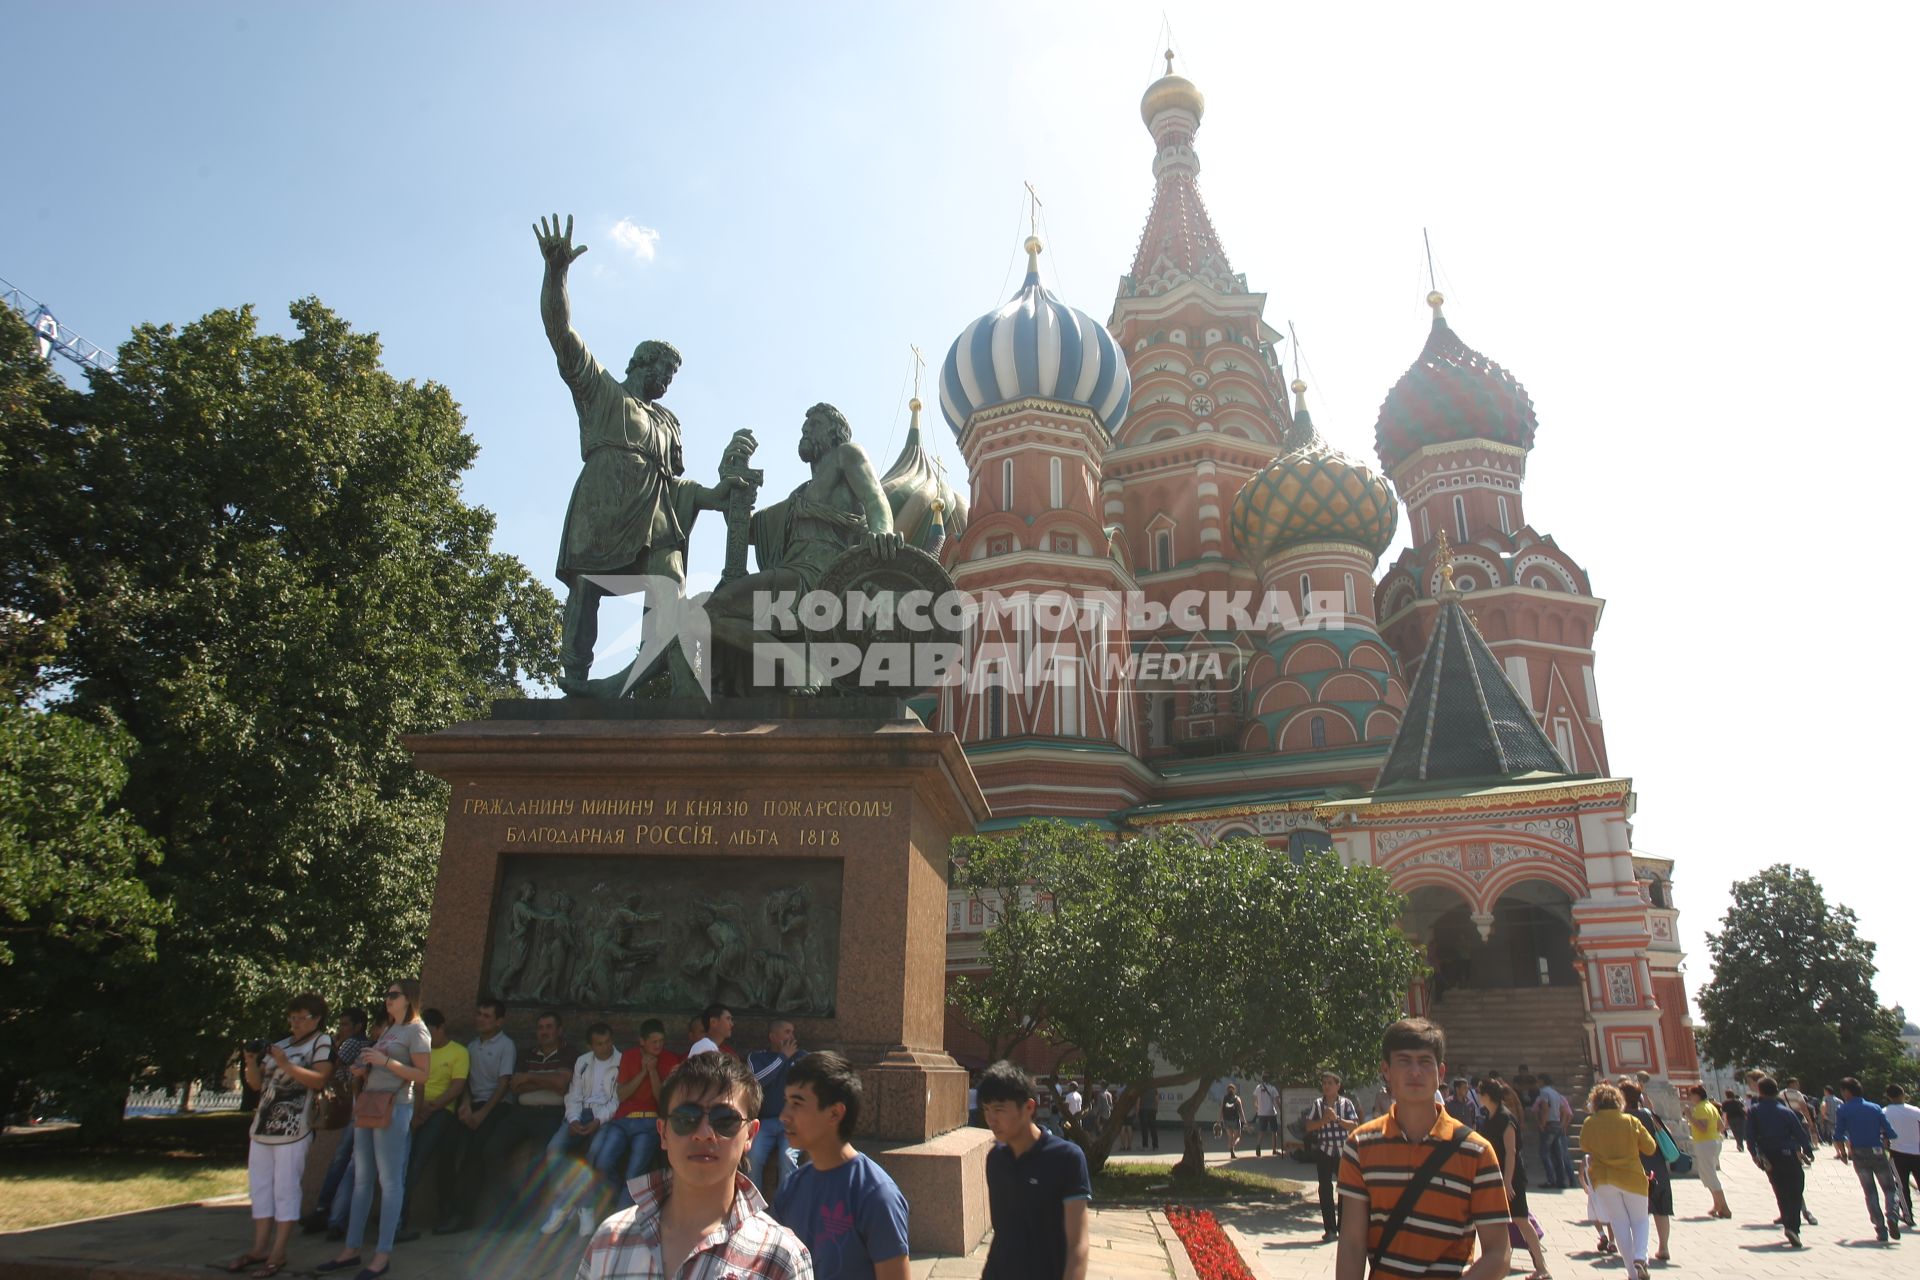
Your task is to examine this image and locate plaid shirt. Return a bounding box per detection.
[575,1170,812,1280]
[332,1034,370,1090]
[1309,1094,1359,1155]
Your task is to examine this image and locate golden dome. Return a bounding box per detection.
[1229,444,1399,564]
[1141,49,1204,126]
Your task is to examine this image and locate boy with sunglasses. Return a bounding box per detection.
[576,1051,811,1279]
[773,1052,910,1280]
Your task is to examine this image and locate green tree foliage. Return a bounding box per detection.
[1697,864,1908,1092]
[0,301,559,1118]
[949,819,1422,1172]
[0,703,169,1116]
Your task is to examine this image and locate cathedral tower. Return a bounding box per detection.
[1373,293,1610,773]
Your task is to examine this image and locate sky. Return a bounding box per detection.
[8,3,1918,1018]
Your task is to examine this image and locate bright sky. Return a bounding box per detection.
[10,4,1917,1022]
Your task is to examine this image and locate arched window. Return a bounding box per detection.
[1049,456,1063,509]
[1453,495,1468,540]
[1310,716,1327,748]
[1150,693,1172,747]
[987,686,1004,738]
[1154,530,1173,571]
[1300,573,1313,615]
[1497,495,1512,535]
[1420,508,1431,543]
[1056,660,1079,736]
[1002,459,1014,512]
[1344,573,1356,613]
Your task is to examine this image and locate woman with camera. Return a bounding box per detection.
[226,994,335,1277]
[322,979,431,1280]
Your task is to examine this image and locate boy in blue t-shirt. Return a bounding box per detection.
[772,1051,911,1280]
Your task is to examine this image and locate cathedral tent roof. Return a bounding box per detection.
[1375,567,1569,790]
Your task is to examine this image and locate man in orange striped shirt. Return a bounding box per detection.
[1336,1018,1510,1279]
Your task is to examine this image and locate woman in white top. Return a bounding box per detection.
[225,994,334,1277]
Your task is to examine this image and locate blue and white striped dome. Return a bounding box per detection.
[939,238,1132,439]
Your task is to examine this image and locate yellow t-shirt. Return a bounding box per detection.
[424,1040,470,1105]
[1689,1099,1723,1143]
[1581,1108,1657,1196]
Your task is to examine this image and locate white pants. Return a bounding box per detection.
[1591,1183,1651,1263]
[248,1135,312,1223]
[1694,1138,1724,1194]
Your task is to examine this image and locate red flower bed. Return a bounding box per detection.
[1164,1205,1256,1280]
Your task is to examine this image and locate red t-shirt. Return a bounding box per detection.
[613,1047,683,1118]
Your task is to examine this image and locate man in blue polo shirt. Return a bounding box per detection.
[1834,1075,1903,1244]
[979,1060,1089,1280]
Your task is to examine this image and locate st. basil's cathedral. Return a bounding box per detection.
[887,56,1698,1090]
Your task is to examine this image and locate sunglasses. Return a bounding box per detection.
[666,1103,748,1138]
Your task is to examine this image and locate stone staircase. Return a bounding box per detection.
[1431,985,1593,1094]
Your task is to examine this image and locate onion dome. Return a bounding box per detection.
[1140,48,1204,125]
[939,237,1131,439]
[883,396,968,550]
[1230,379,1398,562]
[1375,291,1538,474]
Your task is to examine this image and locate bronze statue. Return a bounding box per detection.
[702,403,903,693]
[533,214,751,695]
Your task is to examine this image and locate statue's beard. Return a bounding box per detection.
[799,435,824,463]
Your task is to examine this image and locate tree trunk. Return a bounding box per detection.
[1173,1076,1215,1176]
[1078,1083,1141,1175]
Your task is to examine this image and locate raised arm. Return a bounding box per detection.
[534,213,592,367]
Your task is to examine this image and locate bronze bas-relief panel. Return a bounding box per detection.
[485,855,842,1016]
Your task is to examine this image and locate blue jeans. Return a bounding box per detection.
[591,1117,661,1209]
[319,1135,354,1228]
[347,1101,413,1256]
[747,1118,796,1192]
[1540,1122,1575,1187]
[544,1118,602,1216]
[1855,1151,1902,1232]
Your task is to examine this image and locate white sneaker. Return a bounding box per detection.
[577,1207,597,1238]
[539,1206,571,1236]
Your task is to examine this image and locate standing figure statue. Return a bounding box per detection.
[493,880,543,998]
[533,214,752,696]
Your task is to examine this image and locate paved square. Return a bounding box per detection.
[1198,1144,1920,1279]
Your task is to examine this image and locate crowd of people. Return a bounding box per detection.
[219,985,1100,1280]
[218,984,1920,1280]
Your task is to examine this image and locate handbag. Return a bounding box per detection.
[1653,1122,1682,1165]
[1507,1213,1544,1248]
[353,1088,397,1129]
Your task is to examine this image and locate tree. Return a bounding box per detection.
[1697,864,1908,1092]
[0,703,169,1122]
[948,819,1423,1173]
[0,300,559,1120]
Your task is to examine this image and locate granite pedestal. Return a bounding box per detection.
[402,698,995,1254]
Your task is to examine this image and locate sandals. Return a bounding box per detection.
[250,1263,287,1279]
[220,1257,268,1274]
[1633,1263,1651,1280]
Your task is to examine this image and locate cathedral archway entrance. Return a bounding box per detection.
[1404,882,1591,1100]
[1404,881,1578,1000]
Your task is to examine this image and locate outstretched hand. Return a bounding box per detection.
[533,213,589,272]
